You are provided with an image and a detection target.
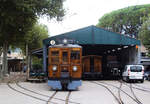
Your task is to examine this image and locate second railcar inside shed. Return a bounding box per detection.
[82,55,102,79]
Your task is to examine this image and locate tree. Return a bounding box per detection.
[0,0,65,79]
[97,4,150,38]
[21,23,49,78]
[21,23,49,52]
[139,18,150,56]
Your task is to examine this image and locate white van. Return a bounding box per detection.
[122,65,144,83]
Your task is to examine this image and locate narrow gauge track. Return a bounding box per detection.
[95,81,143,104]
[65,91,72,104]
[134,84,150,92]
[129,84,143,104]
[7,82,57,104]
[90,81,124,104]
[118,81,124,104]
[119,81,143,104]
[8,82,80,104]
[47,91,58,104]
[47,91,72,104]
[123,82,150,94]
[16,82,77,103]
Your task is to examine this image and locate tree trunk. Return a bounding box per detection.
[26,44,30,79]
[29,52,32,75]
[0,47,3,79]
[1,42,8,79]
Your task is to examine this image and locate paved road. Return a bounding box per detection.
[1,80,150,104]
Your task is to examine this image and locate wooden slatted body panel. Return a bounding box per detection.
[94,56,102,72]
[48,48,60,78]
[82,55,102,73]
[82,57,90,72]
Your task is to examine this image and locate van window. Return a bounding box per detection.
[130,66,142,72]
[123,66,127,72]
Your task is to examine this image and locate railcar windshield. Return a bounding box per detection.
[62,51,68,63]
[71,51,80,59]
[52,51,59,56]
[71,51,80,63]
[51,51,59,63]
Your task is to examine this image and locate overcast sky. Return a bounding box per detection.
[39,0,150,36]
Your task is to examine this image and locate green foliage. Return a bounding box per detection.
[26,23,49,50]
[0,0,65,45]
[0,0,65,76]
[32,56,43,69]
[139,18,150,55]
[97,4,150,37]
[19,23,49,54]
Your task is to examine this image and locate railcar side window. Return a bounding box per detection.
[51,51,59,63]
[71,51,80,60]
[62,52,68,62]
[52,51,59,56]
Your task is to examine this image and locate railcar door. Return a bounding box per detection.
[94,56,102,73]
[82,56,90,73]
[82,55,102,77]
[60,49,70,78]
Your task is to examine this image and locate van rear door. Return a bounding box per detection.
[129,66,143,79]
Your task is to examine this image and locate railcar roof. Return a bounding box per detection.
[49,44,82,48]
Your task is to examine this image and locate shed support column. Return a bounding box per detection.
[137,45,141,64]
[128,46,140,65]
[128,47,134,64]
[43,45,47,72]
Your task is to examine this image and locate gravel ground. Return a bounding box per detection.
[1,80,150,104]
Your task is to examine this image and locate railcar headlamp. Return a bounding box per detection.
[52,66,57,71]
[73,66,77,72]
[63,39,68,44]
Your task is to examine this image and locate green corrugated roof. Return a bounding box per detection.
[43,25,140,45]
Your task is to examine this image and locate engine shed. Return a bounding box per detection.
[43,25,141,79]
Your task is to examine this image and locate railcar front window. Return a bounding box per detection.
[71,51,80,60]
[52,51,59,56]
[62,52,68,62]
[51,51,59,63]
[71,51,80,64]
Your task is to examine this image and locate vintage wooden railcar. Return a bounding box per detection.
[48,43,82,90]
[82,55,102,78]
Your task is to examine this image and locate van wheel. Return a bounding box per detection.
[126,77,129,83]
[122,76,125,81]
[141,80,144,83]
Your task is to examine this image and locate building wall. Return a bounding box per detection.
[140,44,150,67]
[0,52,24,71]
